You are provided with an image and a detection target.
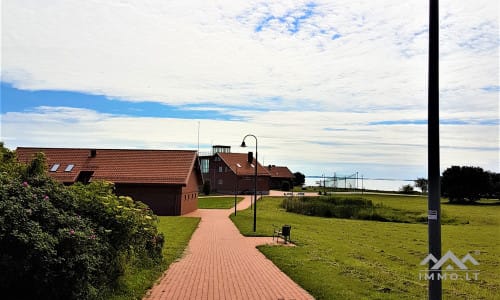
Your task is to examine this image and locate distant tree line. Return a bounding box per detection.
[412,166,499,203]
[441,166,499,203]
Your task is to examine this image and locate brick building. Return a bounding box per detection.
[200,145,273,195]
[267,165,294,190]
[16,147,203,216]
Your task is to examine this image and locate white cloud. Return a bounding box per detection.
[1,0,498,178]
[2,1,498,108]
[2,106,498,178]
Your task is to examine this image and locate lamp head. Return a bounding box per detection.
[240,141,247,147]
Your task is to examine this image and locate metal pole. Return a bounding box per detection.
[241,134,258,232]
[253,139,258,232]
[356,172,359,191]
[234,167,238,216]
[361,174,364,195]
[250,175,253,210]
[428,0,442,299]
[323,174,325,195]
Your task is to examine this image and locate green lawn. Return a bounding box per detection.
[108,216,200,300]
[198,196,244,209]
[231,195,500,299]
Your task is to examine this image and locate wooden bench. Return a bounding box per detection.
[273,224,292,244]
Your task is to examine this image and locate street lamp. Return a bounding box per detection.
[234,164,240,216]
[241,134,258,232]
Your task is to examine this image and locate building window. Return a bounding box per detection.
[76,171,94,184]
[217,179,223,185]
[50,164,60,172]
[218,166,223,173]
[65,164,75,172]
[201,158,209,173]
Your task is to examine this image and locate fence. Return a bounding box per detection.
[314,173,361,192]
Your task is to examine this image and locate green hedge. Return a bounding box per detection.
[281,195,429,223]
[282,196,375,219]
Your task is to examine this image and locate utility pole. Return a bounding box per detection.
[428,0,442,299]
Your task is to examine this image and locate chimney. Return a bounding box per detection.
[247,151,253,163]
[89,149,97,158]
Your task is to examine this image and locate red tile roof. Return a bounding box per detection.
[16,147,199,185]
[267,166,294,179]
[217,152,271,176]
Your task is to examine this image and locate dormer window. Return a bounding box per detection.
[50,164,60,172]
[76,171,94,184]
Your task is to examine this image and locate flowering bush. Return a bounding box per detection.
[70,181,164,269]
[0,171,110,299]
[0,146,164,299]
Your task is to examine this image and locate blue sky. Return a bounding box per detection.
[1,0,498,181]
[1,82,243,120]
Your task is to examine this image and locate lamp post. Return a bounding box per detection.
[241,134,258,232]
[234,164,240,216]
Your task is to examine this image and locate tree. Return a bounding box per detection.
[414,178,428,194]
[400,184,414,194]
[441,166,491,203]
[0,142,19,174]
[293,172,305,187]
[486,171,500,199]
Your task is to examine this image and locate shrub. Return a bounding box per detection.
[0,148,164,299]
[399,184,414,194]
[280,195,448,224]
[0,172,110,299]
[281,196,374,219]
[70,181,164,269]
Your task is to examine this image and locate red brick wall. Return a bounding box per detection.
[180,169,200,215]
[115,184,182,216]
[270,177,293,190]
[215,173,270,195]
[205,156,270,195]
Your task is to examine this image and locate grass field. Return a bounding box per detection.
[109,216,200,300]
[231,194,500,299]
[198,196,244,209]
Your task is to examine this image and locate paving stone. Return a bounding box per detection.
[144,195,313,300]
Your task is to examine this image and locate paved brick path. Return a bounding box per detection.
[144,195,313,300]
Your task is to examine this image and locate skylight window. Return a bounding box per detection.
[65,164,75,172]
[50,164,60,172]
[236,163,241,168]
[250,164,255,168]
